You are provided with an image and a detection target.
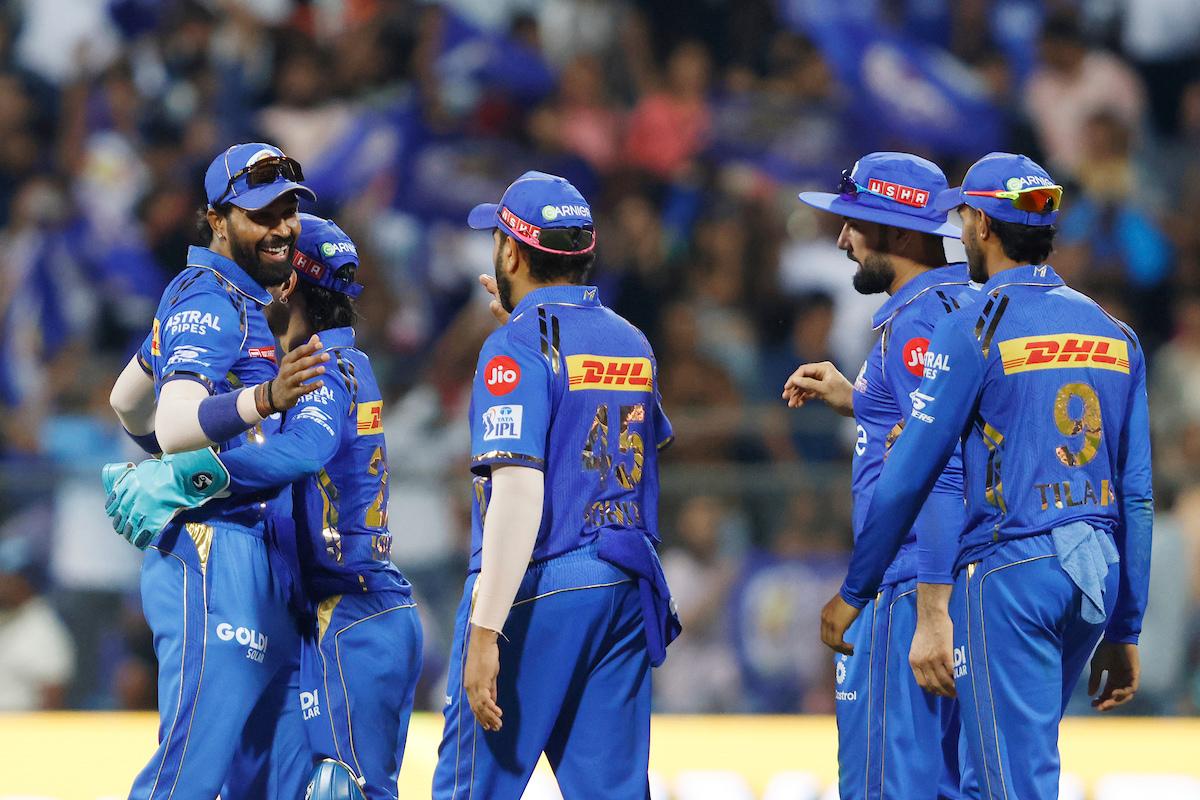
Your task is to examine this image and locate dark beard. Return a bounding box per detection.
[494,252,515,312]
[230,234,295,289]
[966,240,989,283]
[851,252,895,295]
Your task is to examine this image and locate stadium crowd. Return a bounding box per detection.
[0,0,1199,717]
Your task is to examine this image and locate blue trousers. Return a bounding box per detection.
[131,522,305,800]
[837,577,969,800]
[300,590,423,800]
[952,534,1119,800]
[432,555,651,800]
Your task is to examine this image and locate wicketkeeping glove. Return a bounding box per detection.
[102,448,231,549]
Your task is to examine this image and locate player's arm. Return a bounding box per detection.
[1090,347,1153,711]
[216,376,347,493]
[821,321,983,654]
[111,351,160,454]
[463,334,552,731]
[156,333,328,454]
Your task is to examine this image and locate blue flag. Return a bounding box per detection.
[798,18,1004,155]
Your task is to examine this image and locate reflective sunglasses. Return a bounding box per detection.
[837,170,881,200]
[213,156,305,206]
[536,226,596,255]
[963,184,1063,214]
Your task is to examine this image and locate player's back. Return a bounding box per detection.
[945,265,1145,566]
[291,330,408,599]
[467,285,671,572]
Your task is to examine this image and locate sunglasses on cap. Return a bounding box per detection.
[964,184,1063,214]
[213,156,305,207]
[536,226,595,254]
[837,170,884,200]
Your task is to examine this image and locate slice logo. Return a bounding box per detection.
[151,319,161,356]
[997,334,1130,375]
[248,346,277,363]
[216,622,268,663]
[565,355,653,392]
[482,404,523,441]
[356,400,383,435]
[484,355,521,395]
[902,337,930,376]
[300,690,320,720]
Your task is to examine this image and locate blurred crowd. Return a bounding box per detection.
[1,0,1199,716]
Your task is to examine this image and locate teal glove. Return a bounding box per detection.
[101,449,231,549]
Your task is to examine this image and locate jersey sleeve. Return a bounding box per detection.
[136,329,154,375]
[841,319,984,607]
[469,332,552,475]
[654,385,674,451]
[1105,347,1153,644]
[155,288,243,394]
[218,372,349,493]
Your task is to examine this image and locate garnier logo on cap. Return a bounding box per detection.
[320,241,357,257]
[541,204,591,222]
[1006,175,1054,191]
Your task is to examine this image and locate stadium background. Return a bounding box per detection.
[1,0,1200,796]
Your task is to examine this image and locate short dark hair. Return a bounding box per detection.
[516,234,595,285]
[296,265,358,331]
[989,217,1056,265]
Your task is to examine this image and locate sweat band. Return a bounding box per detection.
[198,390,255,444]
[124,429,162,456]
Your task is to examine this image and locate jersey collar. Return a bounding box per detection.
[872,262,971,330]
[317,326,355,349]
[980,263,1064,295]
[185,245,274,306]
[510,284,601,322]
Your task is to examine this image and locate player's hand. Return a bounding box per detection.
[263,334,328,412]
[909,611,956,697]
[820,593,860,655]
[465,624,504,732]
[782,361,854,417]
[479,274,510,325]
[1088,641,1139,712]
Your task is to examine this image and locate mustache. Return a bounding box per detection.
[260,235,295,248]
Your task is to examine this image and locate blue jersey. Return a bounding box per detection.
[136,246,288,531]
[466,285,673,571]
[218,327,407,600]
[850,263,976,586]
[843,265,1153,643]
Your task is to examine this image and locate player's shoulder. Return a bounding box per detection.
[1050,285,1144,350]
[160,266,241,313]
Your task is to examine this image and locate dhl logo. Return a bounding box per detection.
[356,400,383,435]
[997,334,1130,375]
[151,319,161,356]
[566,355,653,392]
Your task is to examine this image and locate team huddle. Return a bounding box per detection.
[100,142,1150,800]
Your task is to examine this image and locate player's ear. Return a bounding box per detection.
[976,210,993,241]
[279,271,299,303]
[502,234,522,276]
[207,207,227,242]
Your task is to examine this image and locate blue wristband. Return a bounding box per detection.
[124,429,161,455]
[198,390,254,443]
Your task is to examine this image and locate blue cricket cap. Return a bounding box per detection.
[799,152,961,238]
[467,171,596,254]
[204,143,316,211]
[935,152,1061,226]
[292,213,363,299]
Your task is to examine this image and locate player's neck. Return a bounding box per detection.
[983,253,1027,282]
[508,278,578,309]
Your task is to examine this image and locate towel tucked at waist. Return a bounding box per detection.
[1051,521,1119,625]
[595,529,681,667]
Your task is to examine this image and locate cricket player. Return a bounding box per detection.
[104,143,328,799]
[820,153,1152,800]
[785,152,974,800]
[107,214,422,800]
[431,171,679,799]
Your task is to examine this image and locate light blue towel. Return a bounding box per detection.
[1051,521,1120,624]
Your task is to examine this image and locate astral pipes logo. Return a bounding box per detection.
[216,622,268,663]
